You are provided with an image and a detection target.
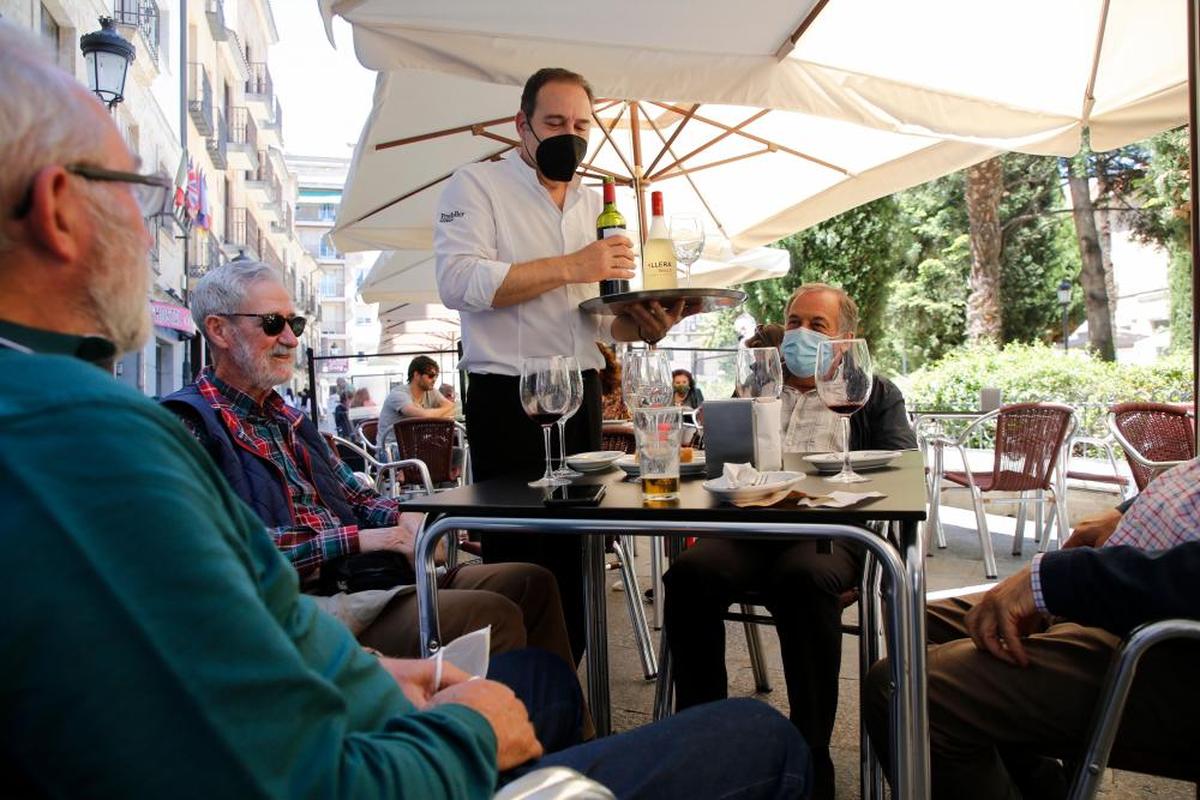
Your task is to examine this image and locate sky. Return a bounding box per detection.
[269,6,375,159]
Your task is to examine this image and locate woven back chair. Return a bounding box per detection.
[936,403,1076,578]
[601,429,636,454]
[1108,402,1195,492]
[357,419,379,452]
[393,418,459,488]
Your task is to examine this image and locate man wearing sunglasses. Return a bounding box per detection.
[163,260,577,672]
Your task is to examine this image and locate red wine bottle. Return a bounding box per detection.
[597,177,630,297]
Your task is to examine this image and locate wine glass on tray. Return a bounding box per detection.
[670,214,705,288]
[520,356,572,487]
[814,338,874,483]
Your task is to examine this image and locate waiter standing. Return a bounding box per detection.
[435,68,683,662]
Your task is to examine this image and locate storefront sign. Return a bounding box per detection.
[151,301,196,335]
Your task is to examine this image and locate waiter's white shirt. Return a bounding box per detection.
[435,150,612,376]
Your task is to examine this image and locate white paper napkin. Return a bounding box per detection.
[722,462,762,487]
[794,491,885,508]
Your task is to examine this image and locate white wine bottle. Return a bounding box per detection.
[596,177,629,297]
[641,191,677,291]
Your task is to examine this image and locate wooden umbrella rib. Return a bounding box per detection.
[647,101,852,177]
[774,0,831,61]
[654,148,774,181]
[650,108,770,179]
[639,103,732,242]
[585,102,635,181]
[374,115,514,151]
[644,103,701,177]
[1080,0,1112,123]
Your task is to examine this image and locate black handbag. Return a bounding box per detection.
[317,551,416,595]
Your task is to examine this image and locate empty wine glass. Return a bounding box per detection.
[814,339,874,483]
[735,347,784,399]
[552,357,584,478]
[520,356,572,487]
[621,349,672,410]
[670,214,705,287]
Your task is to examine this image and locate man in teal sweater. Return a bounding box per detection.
[0,22,809,799]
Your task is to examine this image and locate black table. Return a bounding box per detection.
[406,451,930,799]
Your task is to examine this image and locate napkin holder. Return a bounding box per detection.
[703,400,754,479]
[703,399,783,478]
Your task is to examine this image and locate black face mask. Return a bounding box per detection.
[528,128,588,182]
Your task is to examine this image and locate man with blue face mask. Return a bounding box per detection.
[435,68,689,664]
[664,283,915,800]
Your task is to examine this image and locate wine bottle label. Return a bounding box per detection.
[600,227,625,239]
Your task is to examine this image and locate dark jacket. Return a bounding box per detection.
[850,376,917,451]
[1040,541,1200,637]
[162,385,358,530]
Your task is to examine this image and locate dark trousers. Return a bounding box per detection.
[663,537,863,799]
[498,648,810,799]
[466,370,602,664]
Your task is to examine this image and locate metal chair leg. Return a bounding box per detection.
[859,553,886,800]
[741,603,772,693]
[972,485,998,578]
[611,536,657,679]
[1013,491,1028,556]
[650,535,664,631]
[651,628,673,721]
[929,442,948,549]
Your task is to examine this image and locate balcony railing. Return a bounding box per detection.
[205,0,227,40]
[228,106,257,151]
[263,242,285,272]
[187,63,213,136]
[245,62,273,104]
[207,109,227,170]
[225,207,262,258]
[271,203,293,234]
[114,0,159,62]
[187,230,222,279]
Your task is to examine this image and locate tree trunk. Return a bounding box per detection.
[1096,173,1119,327]
[965,157,1004,343]
[1065,159,1116,360]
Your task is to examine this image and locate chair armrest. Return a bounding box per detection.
[1069,619,1200,800]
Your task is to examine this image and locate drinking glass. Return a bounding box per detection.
[633,406,682,502]
[670,214,705,287]
[552,357,584,478]
[735,347,784,399]
[519,356,572,487]
[621,349,672,411]
[814,339,874,483]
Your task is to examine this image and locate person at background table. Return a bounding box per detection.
[348,385,377,424]
[864,456,1200,800]
[597,342,630,421]
[334,389,354,438]
[663,282,916,800]
[672,368,704,409]
[377,355,456,452]
[434,67,685,663]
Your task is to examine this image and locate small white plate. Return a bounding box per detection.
[616,453,707,477]
[565,450,625,472]
[702,471,806,502]
[803,450,902,473]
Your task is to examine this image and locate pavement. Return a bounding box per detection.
[589,486,1194,799]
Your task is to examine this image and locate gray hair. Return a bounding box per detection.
[788,282,860,335]
[191,260,285,341]
[0,22,109,253]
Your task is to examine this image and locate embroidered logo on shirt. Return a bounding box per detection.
[439,210,465,223]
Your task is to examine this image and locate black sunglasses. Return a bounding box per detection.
[221,313,307,337]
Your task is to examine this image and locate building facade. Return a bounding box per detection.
[2,0,322,397]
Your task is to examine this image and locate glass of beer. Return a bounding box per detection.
[634,406,682,502]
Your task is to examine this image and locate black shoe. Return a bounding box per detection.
[643,587,654,603]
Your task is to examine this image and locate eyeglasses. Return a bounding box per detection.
[11,163,173,219]
[220,313,307,337]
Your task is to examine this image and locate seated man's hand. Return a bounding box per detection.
[378,656,472,709]
[965,566,1040,668]
[1062,507,1123,549]
[431,678,544,770]
[359,513,445,565]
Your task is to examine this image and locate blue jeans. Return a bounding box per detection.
[492,650,811,799]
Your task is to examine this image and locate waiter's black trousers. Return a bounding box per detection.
[465,369,602,664]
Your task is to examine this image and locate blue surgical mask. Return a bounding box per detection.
[781,327,830,378]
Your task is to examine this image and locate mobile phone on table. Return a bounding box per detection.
[544,484,607,507]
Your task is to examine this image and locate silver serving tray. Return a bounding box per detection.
[579,287,747,316]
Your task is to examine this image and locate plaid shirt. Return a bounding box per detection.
[195,370,398,585]
[1032,457,1200,611]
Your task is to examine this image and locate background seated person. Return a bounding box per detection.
[163,261,573,668]
[663,282,916,800]
[377,355,456,452]
[671,368,704,409]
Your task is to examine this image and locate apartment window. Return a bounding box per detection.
[319,268,345,297]
[39,4,61,59]
[114,0,161,63]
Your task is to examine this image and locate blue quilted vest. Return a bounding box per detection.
[161,385,358,530]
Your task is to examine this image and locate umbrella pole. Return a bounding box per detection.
[1190,0,1199,444]
[630,102,648,249]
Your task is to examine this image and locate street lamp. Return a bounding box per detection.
[1057,278,1072,352]
[79,17,136,110]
